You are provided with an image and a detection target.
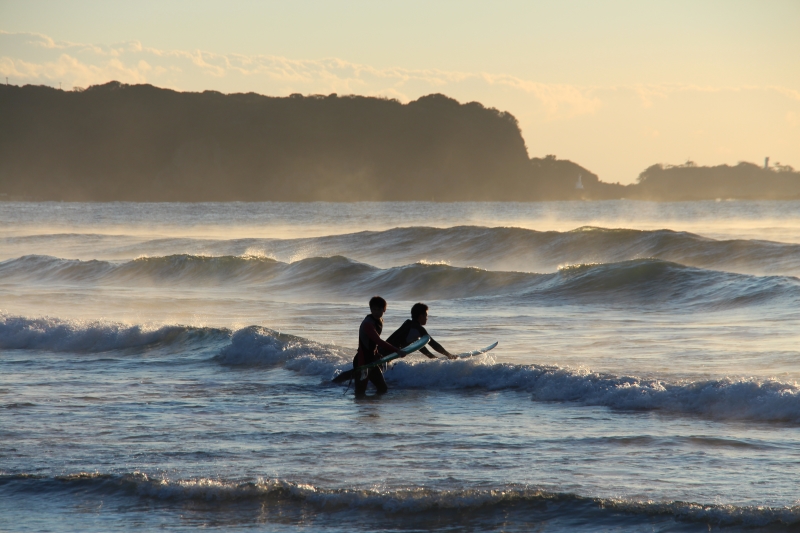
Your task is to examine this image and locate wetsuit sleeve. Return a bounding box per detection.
[364,321,399,354]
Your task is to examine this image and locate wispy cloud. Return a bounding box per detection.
[0,31,604,119]
[3,30,796,121]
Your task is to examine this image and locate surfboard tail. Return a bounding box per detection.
[331,369,355,383]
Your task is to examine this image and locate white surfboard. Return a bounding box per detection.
[454,341,498,359]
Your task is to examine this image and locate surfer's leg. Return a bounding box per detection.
[369,367,388,394]
[354,375,368,396]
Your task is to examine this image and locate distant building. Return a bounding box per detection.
[575,175,584,190]
[765,157,770,169]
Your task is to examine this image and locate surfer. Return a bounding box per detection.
[354,296,403,396]
[382,302,456,360]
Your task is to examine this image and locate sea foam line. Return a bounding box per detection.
[1,473,797,528]
[220,326,800,424]
[0,313,228,353]
[4,315,800,424]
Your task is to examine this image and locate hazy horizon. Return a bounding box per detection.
[1,0,798,184]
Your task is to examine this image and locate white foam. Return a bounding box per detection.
[0,314,204,353]
[5,313,799,424]
[380,357,800,423]
[37,473,800,527]
[214,326,348,377]
[213,328,800,423]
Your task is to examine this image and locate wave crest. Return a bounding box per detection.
[2,254,799,307]
[0,314,227,353]
[211,326,800,424]
[5,314,799,424]
[1,473,798,528]
[213,326,348,376]
[6,225,800,276]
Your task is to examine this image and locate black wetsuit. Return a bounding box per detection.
[382,319,446,357]
[354,314,396,395]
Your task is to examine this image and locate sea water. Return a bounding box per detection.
[1,200,800,532]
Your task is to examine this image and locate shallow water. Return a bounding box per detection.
[2,201,800,531]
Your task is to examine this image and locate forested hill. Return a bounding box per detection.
[627,162,800,201]
[0,82,623,201]
[1,82,796,201]
[0,82,519,201]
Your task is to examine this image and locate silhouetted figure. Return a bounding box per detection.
[354,296,401,396]
[383,302,455,360]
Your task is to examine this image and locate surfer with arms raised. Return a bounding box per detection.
[383,302,456,360]
[354,296,403,396]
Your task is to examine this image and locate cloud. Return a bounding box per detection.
[770,86,800,101]
[4,29,797,124]
[632,84,669,108]
[0,52,149,87]
[0,30,604,119]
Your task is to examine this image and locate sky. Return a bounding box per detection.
[1,0,798,183]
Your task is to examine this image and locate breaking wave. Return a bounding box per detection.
[213,326,348,376]
[218,326,800,425]
[262,225,800,276]
[1,473,797,530]
[5,316,800,424]
[1,254,798,307]
[7,225,800,276]
[0,314,228,353]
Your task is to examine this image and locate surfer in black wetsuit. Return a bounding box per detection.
[382,303,456,360]
[354,296,402,396]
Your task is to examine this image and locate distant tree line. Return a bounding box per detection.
[626,161,800,200]
[0,82,797,201]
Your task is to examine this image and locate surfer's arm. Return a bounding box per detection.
[419,346,437,359]
[429,337,456,359]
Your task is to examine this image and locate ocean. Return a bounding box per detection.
[2,200,800,532]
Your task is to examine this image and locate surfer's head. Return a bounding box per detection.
[411,302,428,325]
[369,295,387,318]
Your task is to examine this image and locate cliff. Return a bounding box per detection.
[0,82,536,201]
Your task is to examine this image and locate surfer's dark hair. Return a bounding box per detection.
[369,296,387,310]
[411,302,428,320]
